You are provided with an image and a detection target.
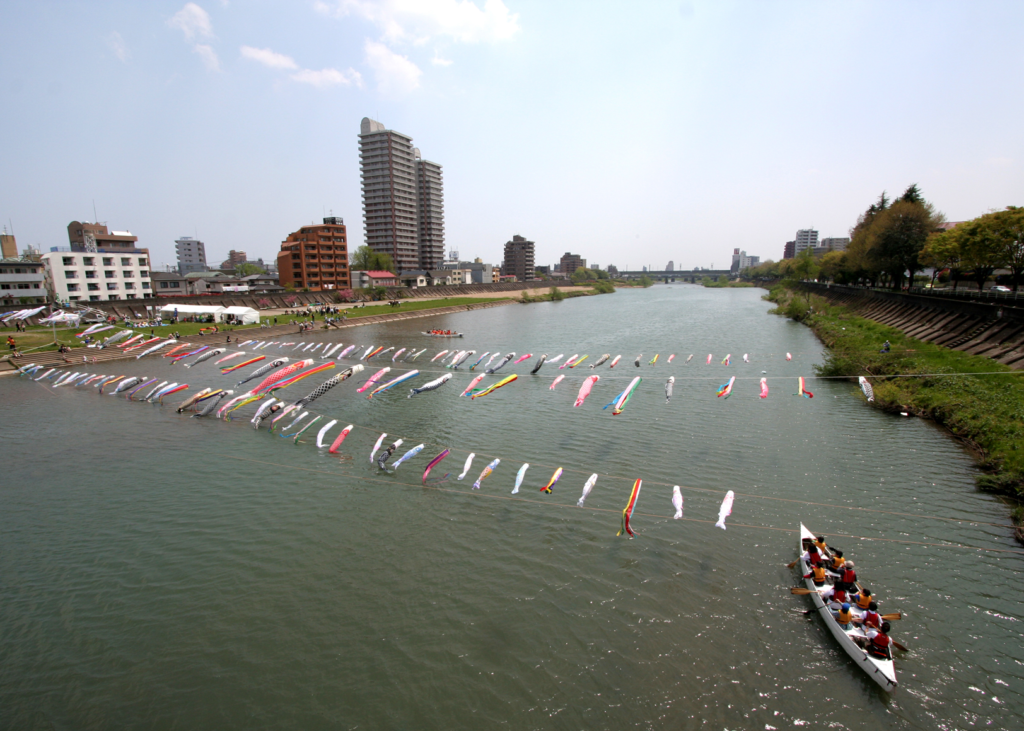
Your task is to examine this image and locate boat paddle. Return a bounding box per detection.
[891,638,909,652]
[786,558,799,569]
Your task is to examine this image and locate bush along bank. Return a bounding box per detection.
[519,283,615,303]
[766,284,1024,539]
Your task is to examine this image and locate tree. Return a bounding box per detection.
[637,274,653,288]
[818,251,846,283]
[921,228,966,290]
[845,192,890,286]
[869,185,944,289]
[959,218,1005,290]
[235,262,265,277]
[787,248,820,305]
[350,246,396,273]
[984,206,1024,292]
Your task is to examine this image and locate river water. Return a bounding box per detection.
[1,286,1021,730]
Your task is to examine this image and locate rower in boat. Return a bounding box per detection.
[828,549,846,573]
[853,601,882,630]
[822,584,851,607]
[852,587,873,610]
[855,621,893,660]
[803,563,827,587]
[831,602,853,630]
[799,543,825,568]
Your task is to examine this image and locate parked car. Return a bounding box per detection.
[991,285,1012,293]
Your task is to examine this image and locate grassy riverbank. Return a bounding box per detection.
[766,284,1024,517]
[519,283,615,303]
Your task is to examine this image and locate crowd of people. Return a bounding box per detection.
[800,535,893,659]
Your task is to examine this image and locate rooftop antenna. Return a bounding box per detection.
[92,199,98,223]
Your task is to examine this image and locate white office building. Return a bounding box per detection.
[0,259,47,304]
[820,237,850,252]
[794,229,819,254]
[42,249,152,303]
[175,236,207,275]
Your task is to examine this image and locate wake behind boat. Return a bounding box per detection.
[795,523,898,692]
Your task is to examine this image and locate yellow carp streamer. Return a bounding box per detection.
[470,374,517,399]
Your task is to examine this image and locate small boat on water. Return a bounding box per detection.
[422,332,464,338]
[796,523,897,692]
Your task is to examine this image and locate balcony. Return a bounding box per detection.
[0,272,46,282]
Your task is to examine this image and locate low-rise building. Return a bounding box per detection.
[397,270,454,288]
[42,248,151,302]
[151,271,188,296]
[352,270,400,289]
[0,258,47,304]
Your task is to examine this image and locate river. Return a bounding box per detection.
[1,285,1020,730]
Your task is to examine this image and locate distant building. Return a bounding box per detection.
[1,230,16,258]
[359,117,444,272]
[504,235,536,282]
[150,270,188,295]
[794,229,818,255]
[441,260,494,284]
[397,269,455,288]
[175,236,207,275]
[535,265,550,276]
[783,241,796,259]
[731,248,760,271]
[819,237,850,253]
[607,265,618,277]
[666,260,674,272]
[560,252,586,277]
[0,257,46,303]
[43,249,151,302]
[352,270,400,288]
[276,217,350,291]
[221,249,247,270]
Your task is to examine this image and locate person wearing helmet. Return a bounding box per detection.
[831,602,853,630]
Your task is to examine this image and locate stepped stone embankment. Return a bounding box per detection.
[804,284,1024,369]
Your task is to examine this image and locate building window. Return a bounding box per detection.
[89,295,100,301]
[138,258,148,266]
[65,271,77,278]
[69,296,80,301]
[105,271,116,278]
[123,271,134,278]
[106,283,118,290]
[102,257,113,266]
[108,294,119,300]
[62,257,74,266]
[83,257,94,265]
[121,258,131,266]
[160,282,169,288]
[85,271,97,279]
[142,282,151,289]
[125,282,135,290]
[67,284,79,292]
[140,270,148,278]
[87,283,99,291]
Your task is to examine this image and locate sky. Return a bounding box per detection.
[1,1,1022,273]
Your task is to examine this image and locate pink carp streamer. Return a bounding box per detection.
[706,354,713,365]
[356,367,391,393]
[574,375,599,407]
[513,354,532,364]
[550,375,565,390]
[759,377,769,399]
[253,359,312,394]
[460,375,484,397]
[422,449,451,484]
[328,424,354,454]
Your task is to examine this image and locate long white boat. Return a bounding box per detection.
[797,523,897,693]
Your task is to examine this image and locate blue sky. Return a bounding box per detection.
[2,1,1021,272]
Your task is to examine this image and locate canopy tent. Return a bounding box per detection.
[159,304,226,321]
[219,306,260,325]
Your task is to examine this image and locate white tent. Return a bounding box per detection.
[219,306,260,325]
[159,304,226,321]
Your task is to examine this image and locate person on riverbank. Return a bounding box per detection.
[7,335,15,352]
[881,340,890,353]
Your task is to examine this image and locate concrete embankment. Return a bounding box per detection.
[805,284,1024,369]
[2,298,514,375]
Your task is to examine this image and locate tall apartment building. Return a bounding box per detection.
[415,148,445,270]
[560,252,586,276]
[221,250,247,270]
[783,241,796,259]
[175,236,207,275]
[794,229,818,255]
[503,236,535,282]
[358,117,444,272]
[276,217,350,291]
[0,258,46,303]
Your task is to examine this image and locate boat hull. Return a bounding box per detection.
[798,523,897,693]
[421,332,463,338]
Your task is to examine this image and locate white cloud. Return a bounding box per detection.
[240,46,298,70]
[365,39,422,95]
[291,67,363,88]
[107,31,130,63]
[319,0,519,44]
[431,51,453,66]
[168,3,214,41]
[192,44,221,72]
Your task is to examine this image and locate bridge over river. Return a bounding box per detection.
[616,269,732,283]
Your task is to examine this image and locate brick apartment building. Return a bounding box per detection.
[276,217,350,291]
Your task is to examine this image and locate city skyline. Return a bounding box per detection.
[1,1,1021,274]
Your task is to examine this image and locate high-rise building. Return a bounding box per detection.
[794,229,818,254]
[415,148,445,270]
[175,236,207,275]
[560,252,586,276]
[783,241,796,259]
[359,117,444,272]
[1,230,16,258]
[732,249,760,271]
[666,260,674,272]
[277,217,349,291]
[504,236,536,282]
[67,221,139,252]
